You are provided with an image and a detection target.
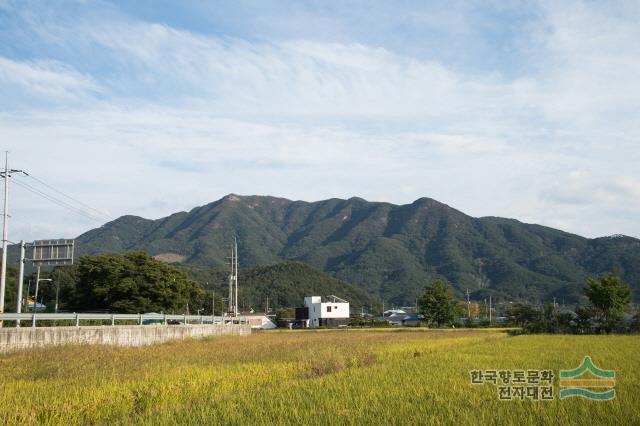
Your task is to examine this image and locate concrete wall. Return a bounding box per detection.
[0,323,251,354]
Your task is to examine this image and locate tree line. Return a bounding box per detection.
[10,249,637,334]
[418,273,638,333]
[19,251,215,315]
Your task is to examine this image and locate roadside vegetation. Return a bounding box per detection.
[12,250,637,336]
[16,252,212,315]
[0,329,638,425]
[413,273,638,334]
[504,273,637,334]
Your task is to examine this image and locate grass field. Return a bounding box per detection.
[0,329,638,425]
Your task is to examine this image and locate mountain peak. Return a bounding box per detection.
[222,193,243,202]
[411,197,448,209]
[74,194,640,305]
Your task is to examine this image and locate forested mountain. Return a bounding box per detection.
[181,262,379,313]
[75,194,640,305]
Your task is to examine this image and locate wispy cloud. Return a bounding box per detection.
[0,0,639,240]
[0,58,100,105]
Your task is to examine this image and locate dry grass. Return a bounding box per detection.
[0,329,637,425]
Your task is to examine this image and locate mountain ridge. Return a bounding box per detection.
[75,194,640,305]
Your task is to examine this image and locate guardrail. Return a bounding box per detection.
[0,313,247,328]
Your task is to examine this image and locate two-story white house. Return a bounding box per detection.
[296,295,350,327]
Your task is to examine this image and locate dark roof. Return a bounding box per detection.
[401,315,423,321]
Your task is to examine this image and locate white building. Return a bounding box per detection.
[298,295,350,328]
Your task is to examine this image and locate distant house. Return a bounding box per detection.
[399,314,423,327]
[377,312,424,327]
[383,309,407,316]
[296,295,350,328]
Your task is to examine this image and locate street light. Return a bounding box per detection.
[33,278,52,312]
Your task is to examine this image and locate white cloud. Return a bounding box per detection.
[0,1,639,241]
[0,57,100,102]
[543,171,640,206]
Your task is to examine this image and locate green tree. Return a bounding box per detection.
[631,311,640,333]
[505,303,541,328]
[23,266,80,313]
[199,291,225,316]
[585,273,632,333]
[540,304,559,333]
[418,280,460,327]
[71,251,206,314]
[573,306,595,334]
[275,307,295,321]
[2,266,18,312]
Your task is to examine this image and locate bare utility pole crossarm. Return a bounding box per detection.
[0,152,28,325]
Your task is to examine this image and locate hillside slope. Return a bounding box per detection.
[181,261,379,312]
[75,194,640,304]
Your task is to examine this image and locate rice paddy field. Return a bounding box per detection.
[0,329,638,425]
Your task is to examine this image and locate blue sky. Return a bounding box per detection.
[1,0,639,241]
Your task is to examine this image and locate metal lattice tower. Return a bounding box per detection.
[227,236,239,316]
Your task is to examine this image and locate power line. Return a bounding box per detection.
[23,174,114,221]
[12,179,108,224]
[13,178,107,223]
[17,174,113,222]
[14,179,105,223]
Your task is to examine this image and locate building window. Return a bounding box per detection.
[335,306,338,309]
[327,306,332,312]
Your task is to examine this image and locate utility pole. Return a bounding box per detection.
[31,273,50,327]
[34,266,40,310]
[210,286,214,316]
[54,269,61,313]
[489,295,492,324]
[25,279,31,311]
[33,268,51,313]
[0,152,9,321]
[0,153,27,326]
[228,246,234,316]
[54,281,60,313]
[466,289,471,319]
[16,240,25,327]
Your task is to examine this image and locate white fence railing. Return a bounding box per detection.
[0,313,247,328]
